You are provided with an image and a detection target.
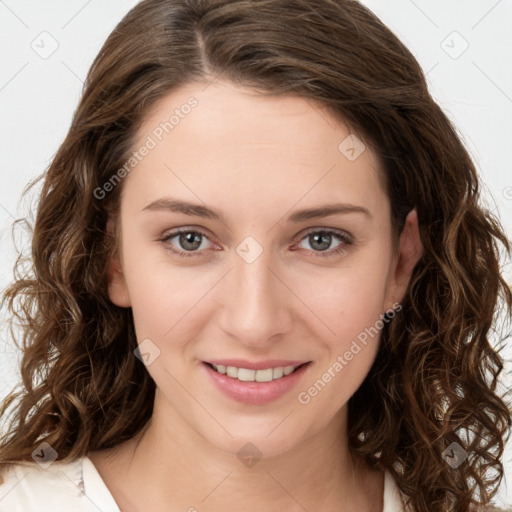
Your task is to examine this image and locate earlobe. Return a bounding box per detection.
[387,208,423,309]
[106,219,131,308]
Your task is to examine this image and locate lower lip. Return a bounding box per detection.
[202,362,311,405]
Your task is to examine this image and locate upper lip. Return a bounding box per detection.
[204,359,310,371]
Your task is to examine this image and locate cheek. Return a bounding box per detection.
[292,247,390,420]
[295,274,388,425]
[292,247,393,412]
[119,241,204,340]
[293,248,393,342]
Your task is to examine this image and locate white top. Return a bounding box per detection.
[0,455,407,511]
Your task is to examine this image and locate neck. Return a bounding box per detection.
[91,390,383,512]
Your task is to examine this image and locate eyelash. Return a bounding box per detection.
[160,228,354,259]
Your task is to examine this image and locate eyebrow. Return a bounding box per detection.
[142,197,371,223]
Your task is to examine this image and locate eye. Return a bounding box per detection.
[295,229,353,257]
[160,228,215,258]
[160,227,354,259]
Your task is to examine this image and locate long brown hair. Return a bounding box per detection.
[1,1,511,510]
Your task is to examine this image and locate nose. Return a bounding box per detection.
[217,246,293,348]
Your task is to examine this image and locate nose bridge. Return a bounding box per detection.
[218,242,292,343]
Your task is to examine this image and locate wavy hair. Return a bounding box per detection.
[1,1,511,510]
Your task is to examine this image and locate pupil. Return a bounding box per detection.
[311,232,331,251]
[180,232,201,250]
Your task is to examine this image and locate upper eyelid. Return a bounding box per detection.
[299,227,353,240]
[161,227,214,244]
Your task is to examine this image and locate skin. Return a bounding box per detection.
[88,79,423,512]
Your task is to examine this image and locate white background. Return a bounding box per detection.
[0,0,511,507]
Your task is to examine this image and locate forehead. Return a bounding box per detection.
[123,80,388,219]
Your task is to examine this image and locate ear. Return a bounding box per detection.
[106,218,131,308]
[385,208,423,310]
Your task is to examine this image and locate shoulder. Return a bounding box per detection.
[0,456,95,512]
[383,469,411,511]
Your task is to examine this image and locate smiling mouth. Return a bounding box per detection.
[204,362,310,383]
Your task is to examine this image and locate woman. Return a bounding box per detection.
[0,1,511,511]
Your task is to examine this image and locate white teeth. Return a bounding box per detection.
[255,368,273,382]
[272,367,284,379]
[283,365,295,376]
[237,368,255,381]
[210,363,303,382]
[226,366,238,378]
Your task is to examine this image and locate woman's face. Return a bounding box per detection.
[107,79,420,457]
